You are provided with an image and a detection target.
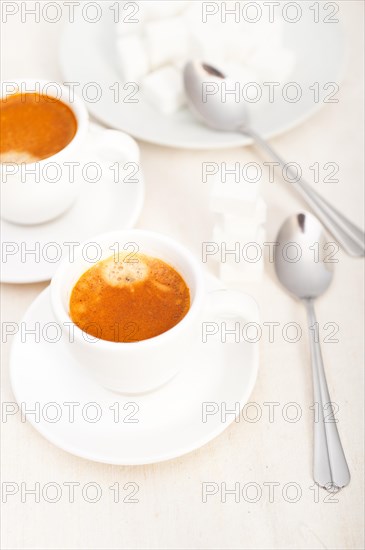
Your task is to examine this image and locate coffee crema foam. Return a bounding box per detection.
[69,253,190,343]
[101,256,149,287]
[0,150,38,164]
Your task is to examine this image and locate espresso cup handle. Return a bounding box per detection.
[80,125,140,182]
[204,288,260,344]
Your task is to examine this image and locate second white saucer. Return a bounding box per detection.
[1,171,144,284]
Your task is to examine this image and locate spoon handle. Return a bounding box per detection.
[304,298,350,490]
[245,127,365,257]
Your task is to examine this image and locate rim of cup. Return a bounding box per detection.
[50,229,205,349]
[0,78,88,167]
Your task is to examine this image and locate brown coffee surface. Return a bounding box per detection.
[0,92,77,163]
[69,253,191,343]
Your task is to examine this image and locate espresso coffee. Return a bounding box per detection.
[69,253,190,343]
[0,92,77,164]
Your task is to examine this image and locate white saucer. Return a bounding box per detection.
[60,2,344,149]
[10,276,259,465]
[0,172,144,284]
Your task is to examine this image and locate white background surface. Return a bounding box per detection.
[1,1,364,549]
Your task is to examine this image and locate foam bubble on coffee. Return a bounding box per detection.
[0,150,38,164]
[101,254,149,288]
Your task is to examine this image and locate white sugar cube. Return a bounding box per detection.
[183,2,204,26]
[189,25,227,67]
[209,177,261,216]
[173,58,188,71]
[212,220,262,246]
[184,4,227,66]
[115,34,149,82]
[115,11,142,37]
[115,22,141,37]
[144,17,189,69]
[219,255,264,283]
[142,66,185,114]
[221,198,267,232]
[218,226,266,283]
[224,17,284,63]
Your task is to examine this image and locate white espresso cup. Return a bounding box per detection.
[0,79,139,225]
[50,230,206,394]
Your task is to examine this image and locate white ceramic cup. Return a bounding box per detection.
[50,230,206,394]
[0,79,139,225]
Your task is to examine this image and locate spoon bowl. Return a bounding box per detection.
[183,60,249,132]
[275,212,334,300]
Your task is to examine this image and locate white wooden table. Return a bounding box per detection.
[1,2,364,549]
